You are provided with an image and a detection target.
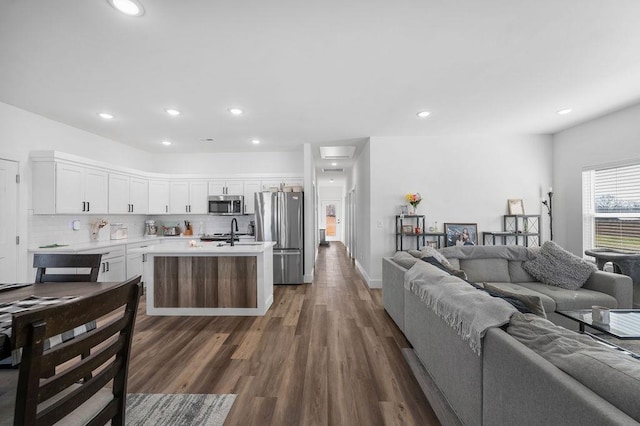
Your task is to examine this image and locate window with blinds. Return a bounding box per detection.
[583,163,640,251]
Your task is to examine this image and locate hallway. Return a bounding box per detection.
[127,242,439,425]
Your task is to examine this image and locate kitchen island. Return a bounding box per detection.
[134,241,275,316]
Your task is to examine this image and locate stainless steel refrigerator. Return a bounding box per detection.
[255,191,304,284]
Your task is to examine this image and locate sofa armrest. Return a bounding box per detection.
[582,271,633,309]
[382,258,407,331]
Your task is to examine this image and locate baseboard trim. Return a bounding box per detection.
[354,260,382,289]
[402,348,463,426]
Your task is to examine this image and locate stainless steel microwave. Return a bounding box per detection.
[208,195,244,215]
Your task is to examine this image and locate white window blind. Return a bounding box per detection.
[583,162,640,252]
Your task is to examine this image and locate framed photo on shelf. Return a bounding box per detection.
[400,205,409,216]
[444,223,478,247]
[401,225,413,235]
[508,199,525,215]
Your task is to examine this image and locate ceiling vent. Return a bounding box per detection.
[320,146,356,159]
[322,168,344,173]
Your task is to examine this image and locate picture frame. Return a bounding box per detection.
[400,205,409,216]
[508,199,525,215]
[401,225,413,235]
[444,223,478,247]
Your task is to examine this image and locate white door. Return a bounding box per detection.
[84,168,109,214]
[208,180,226,195]
[56,163,85,213]
[108,173,130,214]
[320,200,341,242]
[170,181,190,214]
[0,159,18,282]
[149,180,170,214]
[225,180,244,196]
[243,180,261,214]
[129,177,149,214]
[189,181,209,213]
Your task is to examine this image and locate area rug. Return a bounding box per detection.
[126,393,236,426]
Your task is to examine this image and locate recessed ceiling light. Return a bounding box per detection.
[228,108,244,116]
[557,108,572,115]
[416,111,431,118]
[98,112,115,120]
[165,108,181,116]
[161,140,172,146]
[331,162,337,166]
[107,0,145,17]
[251,139,261,145]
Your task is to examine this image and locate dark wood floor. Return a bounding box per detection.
[127,242,439,425]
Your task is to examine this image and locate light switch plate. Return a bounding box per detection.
[72,219,81,231]
[377,219,384,228]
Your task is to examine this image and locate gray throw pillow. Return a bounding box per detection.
[408,247,453,270]
[484,283,546,318]
[392,251,420,269]
[522,241,596,290]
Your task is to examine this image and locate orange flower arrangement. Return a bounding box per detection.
[405,193,422,210]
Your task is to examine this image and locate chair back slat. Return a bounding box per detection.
[12,276,141,426]
[39,337,125,402]
[34,253,102,283]
[40,315,129,371]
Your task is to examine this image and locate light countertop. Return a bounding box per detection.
[28,235,256,253]
[131,241,275,255]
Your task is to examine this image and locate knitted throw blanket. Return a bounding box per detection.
[404,261,518,355]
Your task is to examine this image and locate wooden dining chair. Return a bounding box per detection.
[9,276,141,426]
[34,254,102,283]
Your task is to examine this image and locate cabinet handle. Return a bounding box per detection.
[131,204,134,213]
[165,205,168,213]
[186,205,189,213]
[87,202,90,211]
[82,201,86,212]
[101,262,106,273]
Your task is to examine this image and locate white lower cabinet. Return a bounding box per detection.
[78,247,126,282]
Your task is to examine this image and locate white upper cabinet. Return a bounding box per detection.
[261,179,304,192]
[243,180,261,214]
[148,180,170,214]
[129,177,149,214]
[52,163,108,214]
[109,173,148,214]
[209,180,244,196]
[170,180,208,214]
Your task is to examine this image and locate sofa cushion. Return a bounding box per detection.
[392,251,420,270]
[484,283,546,318]
[522,241,596,290]
[508,313,640,422]
[460,258,510,283]
[516,281,618,310]
[508,260,536,283]
[484,282,556,313]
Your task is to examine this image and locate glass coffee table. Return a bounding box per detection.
[557,309,640,359]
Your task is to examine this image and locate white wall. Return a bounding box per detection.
[364,134,552,287]
[553,102,640,255]
[350,140,371,280]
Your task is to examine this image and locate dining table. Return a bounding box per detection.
[0,281,119,361]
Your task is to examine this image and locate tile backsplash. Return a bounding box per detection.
[29,214,255,247]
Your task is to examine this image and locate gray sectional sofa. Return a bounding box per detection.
[383,245,640,426]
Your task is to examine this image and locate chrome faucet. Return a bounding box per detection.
[230,218,238,246]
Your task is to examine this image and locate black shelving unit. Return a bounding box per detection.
[395,215,445,251]
[482,214,540,247]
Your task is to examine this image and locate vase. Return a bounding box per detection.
[411,205,418,215]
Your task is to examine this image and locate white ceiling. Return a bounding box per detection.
[2,0,640,162]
